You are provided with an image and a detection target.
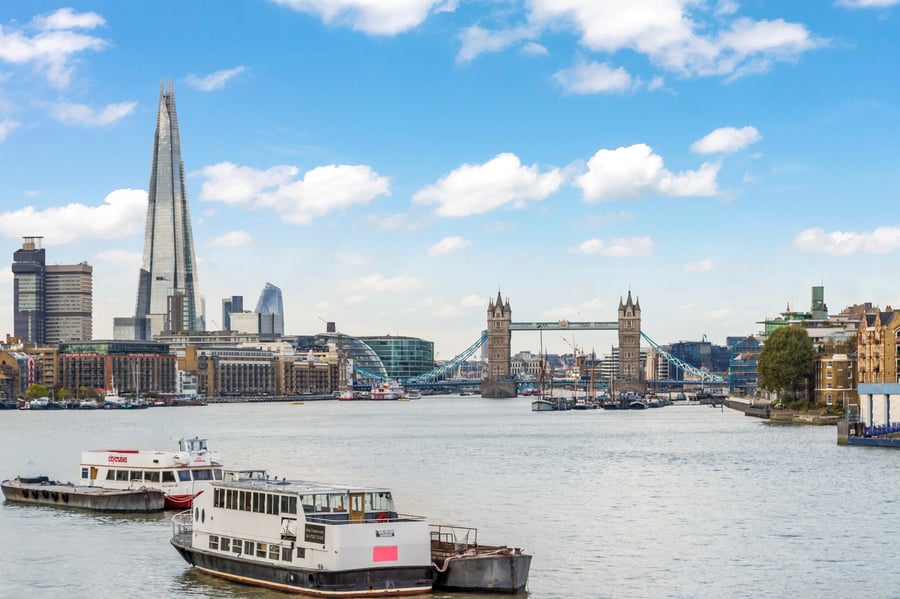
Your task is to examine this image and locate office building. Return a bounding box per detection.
[254,282,284,336]
[12,237,92,345]
[358,335,434,379]
[222,295,243,331]
[115,80,203,339]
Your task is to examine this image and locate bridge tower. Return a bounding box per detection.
[482,291,517,398]
[616,290,646,396]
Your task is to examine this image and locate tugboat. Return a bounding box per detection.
[170,476,433,596]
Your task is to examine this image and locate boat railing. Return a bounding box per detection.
[171,509,193,545]
[430,524,478,551]
[304,512,427,525]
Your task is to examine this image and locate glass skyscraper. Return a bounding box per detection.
[116,81,203,339]
[255,282,284,336]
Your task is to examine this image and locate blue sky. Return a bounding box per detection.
[1,0,899,358]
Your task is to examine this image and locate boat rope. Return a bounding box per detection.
[432,547,515,573]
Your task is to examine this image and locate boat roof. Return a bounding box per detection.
[213,478,392,495]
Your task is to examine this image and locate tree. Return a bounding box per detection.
[757,325,815,401]
[25,384,49,400]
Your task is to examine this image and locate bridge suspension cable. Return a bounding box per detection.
[640,331,724,383]
[353,331,488,384]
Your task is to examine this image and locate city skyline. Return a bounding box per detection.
[1,2,899,357]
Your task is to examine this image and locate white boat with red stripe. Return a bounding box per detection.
[170,476,433,596]
[79,437,224,509]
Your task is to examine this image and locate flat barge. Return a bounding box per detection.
[430,524,531,593]
[1,476,165,512]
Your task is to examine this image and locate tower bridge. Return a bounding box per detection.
[482,290,643,398]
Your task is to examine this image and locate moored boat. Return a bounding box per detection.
[371,380,403,400]
[1,475,165,513]
[79,437,224,509]
[170,477,433,596]
[430,524,531,593]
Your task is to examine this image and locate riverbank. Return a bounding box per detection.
[725,398,841,425]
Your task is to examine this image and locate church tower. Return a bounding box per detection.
[482,291,517,398]
[617,290,645,395]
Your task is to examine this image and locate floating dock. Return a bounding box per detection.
[2,476,166,512]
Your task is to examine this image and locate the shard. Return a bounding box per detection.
[115,81,203,339]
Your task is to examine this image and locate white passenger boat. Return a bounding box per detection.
[170,477,433,597]
[79,437,224,509]
[371,380,403,400]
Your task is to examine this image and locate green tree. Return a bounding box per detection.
[758,325,815,402]
[25,383,49,399]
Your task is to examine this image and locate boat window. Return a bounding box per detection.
[213,469,223,480]
[81,467,89,479]
[163,471,176,483]
[314,494,330,512]
[213,488,223,508]
[232,540,242,555]
[244,541,254,555]
[116,470,129,482]
[280,495,297,515]
[178,471,191,482]
[256,543,268,558]
[266,494,279,515]
[268,545,280,560]
[193,469,213,481]
[209,535,219,550]
[146,471,161,483]
[243,491,252,512]
[300,495,315,513]
[106,470,116,481]
[130,471,144,481]
[368,492,393,512]
[330,493,348,512]
[221,537,230,552]
[296,547,306,559]
[252,492,261,513]
[281,547,292,562]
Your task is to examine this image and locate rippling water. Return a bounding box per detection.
[2,397,899,598]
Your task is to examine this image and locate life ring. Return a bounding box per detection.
[376,513,389,523]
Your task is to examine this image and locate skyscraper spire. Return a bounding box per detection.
[117,80,203,339]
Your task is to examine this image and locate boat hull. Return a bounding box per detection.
[1,477,165,513]
[433,550,532,594]
[171,537,433,597]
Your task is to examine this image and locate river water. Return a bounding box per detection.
[1,396,898,599]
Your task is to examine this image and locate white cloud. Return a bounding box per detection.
[521,42,548,56]
[195,161,390,225]
[31,8,105,31]
[207,230,252,248]
[459,294,485,308]
[458,25,535,62]
[684,258,713,272]
[837,0,900,6]
[793,226,900,255]
[571,236,655,257]
[0,118,20,141]
[0,188,146,244]
[467,1,821,80]
[413,152,563,217]
[691,125,761,154]
[574,143,719,201]
[0,9,108,87]
[49,101,136,126]
[553,61,634,94]
[344,273,420,292]
[273,0,456,35]
[185,66,246,91]
[707,308,734,320]
[427,236,471,256]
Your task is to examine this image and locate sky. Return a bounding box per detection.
[1,0,899,359]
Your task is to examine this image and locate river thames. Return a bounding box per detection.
[1,396,899,598]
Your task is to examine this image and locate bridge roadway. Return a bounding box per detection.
[509,321,618,331]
